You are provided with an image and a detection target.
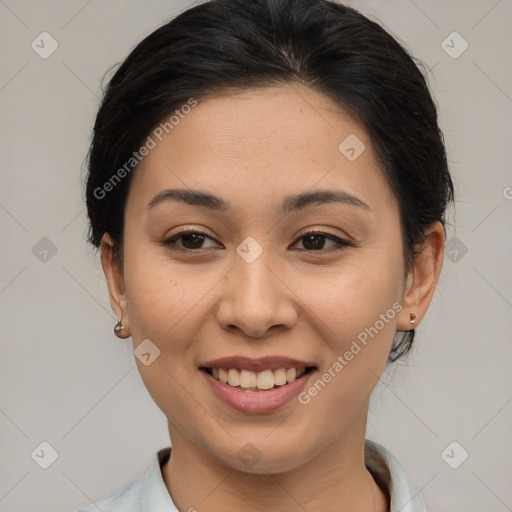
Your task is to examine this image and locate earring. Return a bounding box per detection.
[410,313,417,325]
[114,318,130,338]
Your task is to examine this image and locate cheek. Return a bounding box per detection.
[295,252,403,352]
[121,246,225,416]
[293,266,403,440]
[122,240,208,341]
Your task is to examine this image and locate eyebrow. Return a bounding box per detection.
[146,188,370,214]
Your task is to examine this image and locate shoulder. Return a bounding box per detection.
[73,475,144,512]
[365,439,428,512]
[72,447,174,512]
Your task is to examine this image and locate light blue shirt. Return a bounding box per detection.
[75,440,427,512]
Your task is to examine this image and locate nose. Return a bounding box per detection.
[216,250,298,338]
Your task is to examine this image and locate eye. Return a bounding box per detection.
[161,229,221,251]
[291,230,353,251]
[161,228,353,252]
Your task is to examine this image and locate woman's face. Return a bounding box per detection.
[107,84,415,472]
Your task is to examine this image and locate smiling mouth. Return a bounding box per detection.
[202,366,316,392]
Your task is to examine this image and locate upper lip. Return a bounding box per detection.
[200,356,316,372]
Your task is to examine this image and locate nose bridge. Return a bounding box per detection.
[217,237,297,336]
[233,239,280,311]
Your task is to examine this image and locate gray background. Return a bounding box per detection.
[1,0,511,511]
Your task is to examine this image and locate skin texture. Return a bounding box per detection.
[101,84,445,512]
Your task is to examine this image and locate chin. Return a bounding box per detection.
[208,428,315,475]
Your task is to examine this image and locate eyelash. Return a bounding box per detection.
[160,228,354,253]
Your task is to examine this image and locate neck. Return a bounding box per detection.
[162,425,388,512]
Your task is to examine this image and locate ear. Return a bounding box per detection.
[397,222,445,331]
[100,233,130,331]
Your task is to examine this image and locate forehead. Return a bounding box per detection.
[128,84,394,214]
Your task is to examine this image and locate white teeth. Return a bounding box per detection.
[286,368,296,383]
[274,368,287,386]
[239,369,257,388]
[218,368,228,383]
[256,370,275,390]
[227,368,240,387]
[209,367,309,391]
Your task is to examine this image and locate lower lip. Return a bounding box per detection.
[201,369,314,414]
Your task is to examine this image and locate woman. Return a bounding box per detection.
[78,0,453,510]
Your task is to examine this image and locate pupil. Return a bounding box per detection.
[304,234,324,250]
[183,233,204,249]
